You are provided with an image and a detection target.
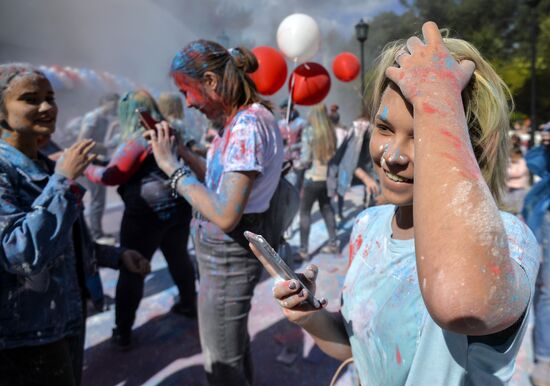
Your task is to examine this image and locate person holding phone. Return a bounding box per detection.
[0,64,149,385]
[85,90,197,350]
[147,40,284,386]
[254,22,539,385]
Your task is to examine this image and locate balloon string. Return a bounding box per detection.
[285,58,298,125]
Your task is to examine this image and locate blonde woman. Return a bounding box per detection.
[258,22,539,385]
[297,104,338,260]
[157,91,207,157]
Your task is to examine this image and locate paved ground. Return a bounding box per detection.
[81,186,536,386]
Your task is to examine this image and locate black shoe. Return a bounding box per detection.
[111,327,132,351]
[171,302,197,319]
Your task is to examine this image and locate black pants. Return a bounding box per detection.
[0,333,83,386]
[300,179,337,252]
[115,205,196,333]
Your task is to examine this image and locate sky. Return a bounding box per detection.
[0,0,406,125]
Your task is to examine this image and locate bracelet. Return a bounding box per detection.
[169,166,191,198]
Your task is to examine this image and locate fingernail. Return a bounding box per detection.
[299,289,305,297]
[289,280,297,290]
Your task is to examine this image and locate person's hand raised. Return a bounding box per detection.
[55,139,97,180]
[144,121,179,177]
[385,21,475,106]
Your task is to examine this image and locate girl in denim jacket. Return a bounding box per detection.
[0,64,149,386]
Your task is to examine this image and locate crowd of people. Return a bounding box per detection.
[0,20,548,386]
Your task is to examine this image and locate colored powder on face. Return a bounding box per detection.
[389,148,400,162]
[380,106,389,121]
[445,57,455,70]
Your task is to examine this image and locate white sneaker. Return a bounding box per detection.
[95,235,117,246]
[531,361,550,386]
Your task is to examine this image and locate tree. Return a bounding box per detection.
[365,0,550,122]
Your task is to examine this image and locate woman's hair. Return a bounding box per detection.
[367,33,512,205]
[118,90,164,141]
[170,40,271,112]
[157,92,184,121]
[308,104,337,164]
[0,63,47,121]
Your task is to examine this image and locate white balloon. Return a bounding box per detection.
[277,13,321,62]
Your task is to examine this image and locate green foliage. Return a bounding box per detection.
[366,0,550,121]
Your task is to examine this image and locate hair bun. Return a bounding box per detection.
[229,47,258,74]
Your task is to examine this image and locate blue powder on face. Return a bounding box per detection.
[380,106,389,121]
[445,57,455,69]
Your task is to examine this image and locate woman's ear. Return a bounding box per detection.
[202,71,219,92]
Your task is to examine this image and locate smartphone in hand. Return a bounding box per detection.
[136,108,159,132]
[244,231,322,309]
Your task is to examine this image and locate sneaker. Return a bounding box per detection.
[321,243,339,254]
[95,235,117,246]
[111,327,132,351]
[171,302,197,319]
[531,361,550,386]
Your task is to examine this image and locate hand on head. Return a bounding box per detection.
[385,21,476,104]
[54,139,97,180]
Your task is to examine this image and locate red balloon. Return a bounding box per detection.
[332,52,360,82]
[289,62,331,106]
[249,46,288,96]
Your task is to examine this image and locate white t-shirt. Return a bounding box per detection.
[205,103,283,214]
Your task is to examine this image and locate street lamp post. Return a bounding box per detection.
[525,0,540,148]
[355,18,369,114]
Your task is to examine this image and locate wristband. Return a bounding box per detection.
[169,166,191,198]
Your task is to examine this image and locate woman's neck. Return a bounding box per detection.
[3,131,38,159]
[392,205,414,240]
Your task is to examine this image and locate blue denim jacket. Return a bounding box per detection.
[0,140,121,349]
[523,146,550,242]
